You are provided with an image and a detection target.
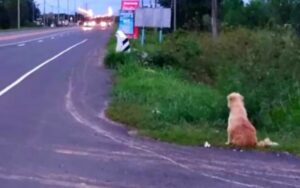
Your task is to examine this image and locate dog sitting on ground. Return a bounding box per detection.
[226,92,278,147]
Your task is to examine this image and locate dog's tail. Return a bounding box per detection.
[257,137,279,147]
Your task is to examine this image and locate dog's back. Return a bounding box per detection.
[229,117,257,147]
[227,93,257,147]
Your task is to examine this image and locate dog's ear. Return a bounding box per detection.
[227,95,231,101]
[239,94,244,101]
[227,94,234,102]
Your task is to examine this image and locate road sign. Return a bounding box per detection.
[121,0,139,10]
[120,0,139,39]
[119,11,134,35]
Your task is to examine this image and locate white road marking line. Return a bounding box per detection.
[0,30,74,48]
[0,39,88,97]
[51,37,55,39]
[38,40,43,43]
[17,43,25,47]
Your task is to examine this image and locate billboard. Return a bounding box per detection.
[119,11,134,35]
[122,0,139,10]
[120,0,139,39]
[135,8,172,28]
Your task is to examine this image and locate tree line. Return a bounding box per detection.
[159,0,300,31]
[0,0,40,29]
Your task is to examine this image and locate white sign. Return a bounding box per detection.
[135,8,171,28]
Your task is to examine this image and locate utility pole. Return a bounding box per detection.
[32,1,35,22]
[43,0,46,26]
[57,0,60,25]
[141,0,144,8]
[211,0,218,40]
[17,0,20,29]
[67,0,69,21]
[173,0,176,32]
[74,0,77,22]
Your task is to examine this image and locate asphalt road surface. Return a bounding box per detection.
[0,27,299,188]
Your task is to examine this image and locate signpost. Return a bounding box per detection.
[119,0,139,39]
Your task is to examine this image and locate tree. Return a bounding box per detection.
[0,3,10,28]
[268,0,293,25]
[290,1,300,34]
[1,0,39,28]
[244,0,268,28]
[160,0,300,31]
[222,0,246,26]
[159,0,215,30]
[212,0,218,39]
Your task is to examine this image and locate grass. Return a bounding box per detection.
[105,29,300,155]
[106,62,300,154]
[106,63,227,146]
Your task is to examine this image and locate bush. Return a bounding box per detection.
[145,30,216,84]
[139,28,300,132]
[106,28,300,153]
[199,28,300,132]
[104,52,137,68]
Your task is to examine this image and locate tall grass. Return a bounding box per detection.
[105,28,300,154]
[156,28,300,133]
[107,63,226,145]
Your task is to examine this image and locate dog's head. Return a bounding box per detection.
[227,92,244,108]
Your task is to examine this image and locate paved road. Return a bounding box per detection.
[0,27,299,188]
[0,27,76,47]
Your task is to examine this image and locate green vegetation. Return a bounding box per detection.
[0,0,40,29]
[105,27,300,155]
[159,0,300,31]
[106,62,226,146]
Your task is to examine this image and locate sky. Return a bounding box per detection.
[35,0,122,15]
[36,0,251,15]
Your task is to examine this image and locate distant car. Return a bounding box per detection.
[83,21,96,27]
[81,21,96,31]
[99,21,108,30]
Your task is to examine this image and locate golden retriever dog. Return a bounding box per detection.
[226,92,278,147]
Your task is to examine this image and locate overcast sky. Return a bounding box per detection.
[36,0,251,15]
[35,0,122,15]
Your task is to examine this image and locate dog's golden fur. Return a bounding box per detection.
[226,92,278,147]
